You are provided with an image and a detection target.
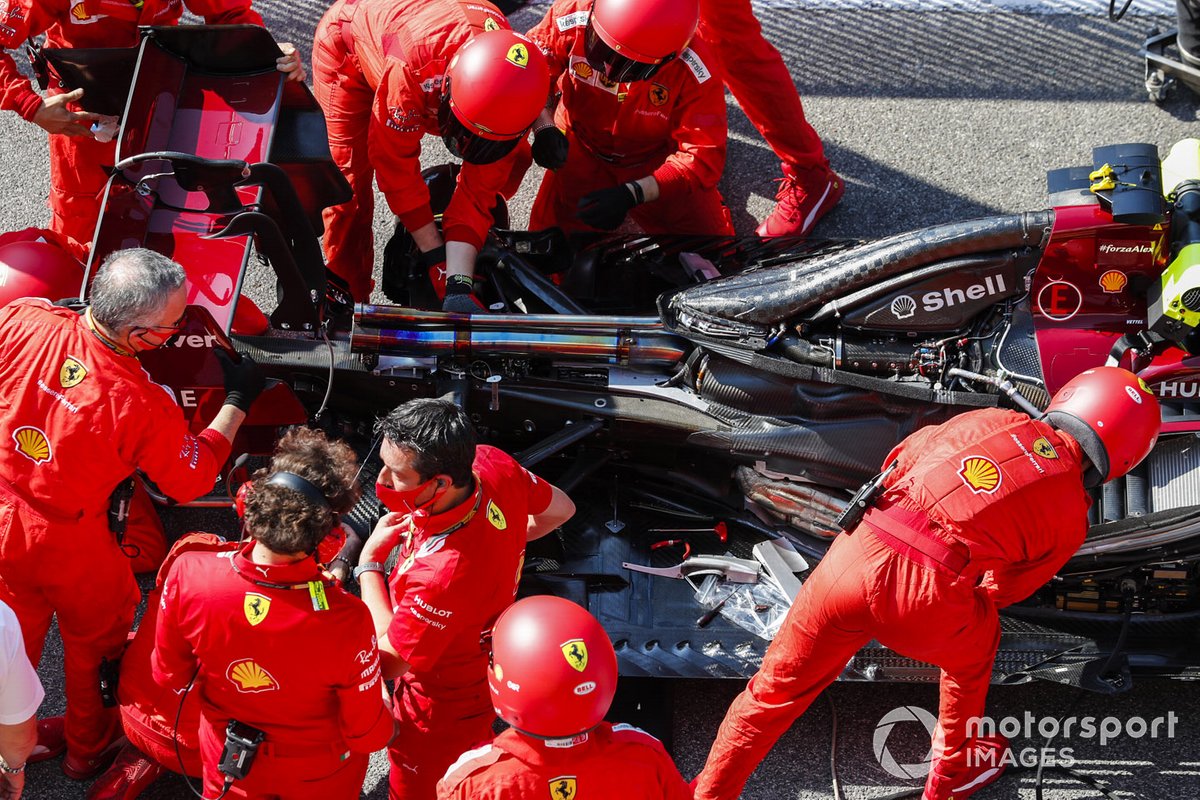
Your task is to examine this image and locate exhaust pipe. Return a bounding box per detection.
[351,305,687,367]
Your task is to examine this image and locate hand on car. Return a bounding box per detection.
[32,88,106,137]
[276,43,306,83]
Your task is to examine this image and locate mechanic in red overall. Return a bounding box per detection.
[0,247,263,781]
[696,0,842,238]
[694,367,1162,800]
[0,0,303,259]
[438,595,694,800]
[354,398,576,799]
[527,0,733,237]
[313,0,550,309]
[88,528,360,800]
[152,427,396,800]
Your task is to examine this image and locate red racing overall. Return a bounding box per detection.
[384,445,552,800]
[695,0,826,171]
[152,542,394,799]
[0,0,264,257]
[312,0,530,301]
[437,722,694,800]
[0,298,233,763]
[695,409,1091,800]
[527,0,732,236]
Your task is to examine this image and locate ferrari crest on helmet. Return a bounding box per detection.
[59,356,87,388]
[959,456,1001,494]
[548,776,577,800]
[244,593,271,626]
[506,43,529,68]
[561,639,588,672]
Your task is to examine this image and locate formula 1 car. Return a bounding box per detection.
[8,25,1200,693]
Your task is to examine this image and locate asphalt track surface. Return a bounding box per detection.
[5,1,1200,798]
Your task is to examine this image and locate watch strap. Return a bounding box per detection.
[353,562,385,580]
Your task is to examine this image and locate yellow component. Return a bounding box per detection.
[1089,176,1117,193]
[1089,163,1115,181]
[1161,138,1200,198]
[1156,242,1200,328]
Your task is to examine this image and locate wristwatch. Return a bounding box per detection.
[0,759,25,775]
[353,562,385,580]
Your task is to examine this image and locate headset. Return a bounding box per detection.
[235,471,337,526]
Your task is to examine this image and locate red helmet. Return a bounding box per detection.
[439,30,550,165]
[1044,366,1161,486]
[585,0,699,83]
[488,596,617,739]
[0,240,84,306]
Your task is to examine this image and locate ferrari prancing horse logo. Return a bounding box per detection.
[549,776,577,800]
[244,593,271,626]
[59,356,87,388]
[486,500,507,530]
[561,639,588,672]
[1032,437,1058,460]
[506,43,529,68]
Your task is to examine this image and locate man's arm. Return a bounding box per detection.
[527,484,575,541]
[0,607,42,800]
[649,48,728,204]
[357,511,412,681]
[0,719,35,800]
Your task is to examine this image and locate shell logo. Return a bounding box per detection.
[226,659,279,693]
[959,456,1001,494]
[69,2,90,21]
[572,61,592,80]
[1099,270,1127,294]
[890,295,917,319]
[13,427,51,464]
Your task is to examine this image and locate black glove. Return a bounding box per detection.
[577,183,639,230]
[442,274,485,314]
[216,349,265,412]
[532,126,569,170]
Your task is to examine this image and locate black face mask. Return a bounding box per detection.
[583,16,674,83]
[437,78,524,166]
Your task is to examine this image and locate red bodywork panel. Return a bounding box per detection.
[90,34,281,333]
[1032,203,1168,394]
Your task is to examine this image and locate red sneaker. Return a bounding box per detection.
[756,161,845,238]
[922,735,1009,800]
[85,743,165,800]
[27,716,66,763]
[63,738,126,781]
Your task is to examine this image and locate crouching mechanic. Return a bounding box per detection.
[694,367,1162,800]
[438,595,693,800]
[355,399,576,799]
[151,427,396,799]
[313,0,551,310]
[527,0,733,237]
[0,0,304,260]
[0,247,263,780]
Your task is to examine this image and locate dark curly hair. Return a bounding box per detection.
[374,399,476,486]
[243,427,362,555]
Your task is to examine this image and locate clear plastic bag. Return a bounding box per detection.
[694,571,792,641]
